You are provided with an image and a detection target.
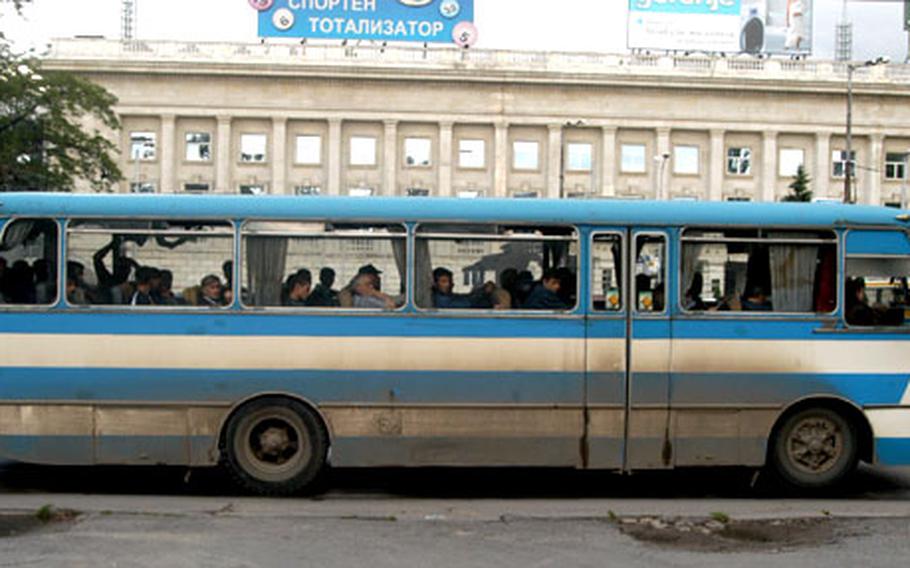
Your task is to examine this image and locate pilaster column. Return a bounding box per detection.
[383,120,398,196]
[655,127,671,200]
[327,118,342,195]
[762,130,778,202]
[160,114,176,193]
[271,116,287,195]
[867,134,885,205]
[438,121,453,197]
[493,121,508,197]
[814,132,830,200]
[548,124,562,199]
[709,129,725,201]
[601,126,617,197]
[215,116,232,193]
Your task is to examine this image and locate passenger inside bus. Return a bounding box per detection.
[283,270,313,307]
[198,274,224,307]
[308,267,340,307]
[339,264,399,310]
[522,269,568,310]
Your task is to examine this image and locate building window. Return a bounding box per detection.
[349,136,377,166]
[458,139,485,169]
[406,187,430,197]
[779,148,804,177]
[404,138,432,167]
[295,185,321,196]
[240,184,266,195]
[295,135,322,165]
[240,134,267,163]
[726,196,752,202]
[673,145,699,175]
[620,144,646,173]
[513,191,539,198]
[129,132,156,161]
[885,153,908,180]
[726,147,752,175]
[185,132,211,162]
[832,150,856,178]
[349,187,375,197]
[512,141,539,170]
[129,182,156,193]
[566,143,592,172]
[457,189,483,198]
[183,183,209,192]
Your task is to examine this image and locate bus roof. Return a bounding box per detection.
[0,193,908,229]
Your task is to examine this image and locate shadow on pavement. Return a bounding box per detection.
[0,460,906,499]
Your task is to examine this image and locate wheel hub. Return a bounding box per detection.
[788,417,842,474]
[259,426,291,456]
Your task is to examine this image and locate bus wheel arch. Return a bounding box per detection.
[766,397,872,490]
[218,394,330,496]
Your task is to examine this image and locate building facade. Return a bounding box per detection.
[45,38,910,205]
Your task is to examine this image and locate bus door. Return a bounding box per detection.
[585,229,672,469]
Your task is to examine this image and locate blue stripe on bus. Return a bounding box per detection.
[0,368,587,405]
[0,367,904,407]
[0,312,592,338]
[671,373,909,406]
[875,438,910,466]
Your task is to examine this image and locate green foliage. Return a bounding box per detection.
[709,511,730,524]
[1,2,122,192]
[782,165,812,202]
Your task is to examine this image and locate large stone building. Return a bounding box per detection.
[44,38,910,205]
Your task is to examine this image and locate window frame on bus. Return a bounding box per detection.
[0,216,63,311]
[841,227,910,331]
[587,229,626,317]
[676,226,840,318]
[62,216,238,311]
[238,218,409,314]
[632,230,669,317]
[411,221,582,316]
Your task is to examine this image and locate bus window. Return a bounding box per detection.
[0,218,58,306]
[240,221,406,310]
[414,224,578,311]
[66,220,234,307]
[845,257,910,326]
[591,233,622,312]
[635,234,665,313]
[681,228,837,314]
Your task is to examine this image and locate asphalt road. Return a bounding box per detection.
[0,462,909,567]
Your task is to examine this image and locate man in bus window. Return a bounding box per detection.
[130,266,158,306]
[846,277,876,326]
[431,267,473,309]
[284,270,313,307]
[308,267,340,307]
[351,265,396,310]
[522,269,568,310]
[198,274,224,307]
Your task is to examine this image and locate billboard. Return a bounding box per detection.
[627,0,813,55]
[253,0,477,47]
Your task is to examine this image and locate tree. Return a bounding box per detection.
[782,165,812,202]
[0,0,123,191]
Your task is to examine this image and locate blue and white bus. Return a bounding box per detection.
[1,193,909,494]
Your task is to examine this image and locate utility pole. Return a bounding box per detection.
[844,57,890,204]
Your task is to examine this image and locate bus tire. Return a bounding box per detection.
[770,406,858,491]
[222,397,328,496]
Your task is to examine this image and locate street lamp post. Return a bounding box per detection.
[844,56,889,204]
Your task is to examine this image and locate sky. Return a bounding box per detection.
[0,0,906,61]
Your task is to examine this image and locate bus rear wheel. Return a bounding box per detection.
[222,397,328,496]
[770,406,858,491]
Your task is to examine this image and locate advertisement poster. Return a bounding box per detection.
[254,0,476,46]
[627,0,813,55]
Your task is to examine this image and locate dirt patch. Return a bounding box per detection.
[0,507,79,538]
[617,516,846,553]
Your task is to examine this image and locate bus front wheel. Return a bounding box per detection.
[222,397,328,496]
[770,406,858,491]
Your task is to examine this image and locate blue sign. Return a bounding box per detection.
[256,0,476,45]
[628,0,740,16]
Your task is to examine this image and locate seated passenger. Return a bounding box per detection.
[130,266,158,306]
[522,269,569,310]
[308,267,340,307]
[684,272,706,311]
[845,277,876,326]
[350,265,396,310]
[155,269,180,305]
[65,275,84,305]
[33,259,54,305]
[284,270,313,307]
[741,285,772,311]
[431,267,473,309]
[198,274,224,307]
